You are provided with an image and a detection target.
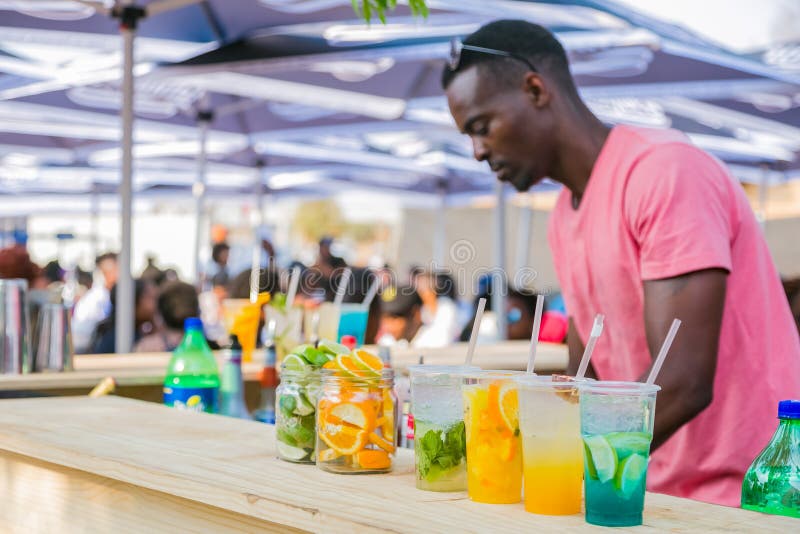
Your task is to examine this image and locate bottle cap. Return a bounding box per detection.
[184,317,203,331]
[778,400,800,419]
[340,335,357,350]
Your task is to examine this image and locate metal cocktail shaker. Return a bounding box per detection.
[0,278,32,374]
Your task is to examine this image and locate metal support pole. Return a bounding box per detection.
[433,181,447,268]
[193,109,211,286]
[115,7,137,354]
[493,182,508,341]
[515,202,533,275]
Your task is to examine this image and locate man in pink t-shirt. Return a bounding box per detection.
[443,20,800,506]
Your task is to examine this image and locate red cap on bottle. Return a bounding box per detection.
[260,366,278,388]
[340,335,357,350]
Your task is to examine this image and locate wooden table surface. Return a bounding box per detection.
[0,396,792,533]
[0,341,568,392]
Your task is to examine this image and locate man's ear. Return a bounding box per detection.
[523,72,551,108]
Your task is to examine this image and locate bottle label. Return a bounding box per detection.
[164,386,218,413]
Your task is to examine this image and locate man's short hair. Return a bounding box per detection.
[211,243,230,264]
[95,252,118,266]
[158,281,200,330]
[441,19,574,92]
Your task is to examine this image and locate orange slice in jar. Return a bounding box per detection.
[369,432,395,453]
[335,354,369,378]
[381,389,394,437]
[351,349,383,375]
[356,449,391,470]
[319,423,368,456]
[327,402,376,431]
[317,448,341,463]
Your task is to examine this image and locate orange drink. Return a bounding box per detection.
[462,371,523,504]
[517,375,583,515]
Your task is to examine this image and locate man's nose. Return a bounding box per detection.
[472,137,489,162]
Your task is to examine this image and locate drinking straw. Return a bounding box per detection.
[361,277,381,310]
[526,294,546,374]
[465,297,487,365]
[646,318,682,385]
[333,268,352,307]
[575,314,604,380]
[249,246,260,303]
[286,266,301,308]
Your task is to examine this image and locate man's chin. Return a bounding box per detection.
[509,173,537,192]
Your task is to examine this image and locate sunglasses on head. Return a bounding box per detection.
[448,37,538,73]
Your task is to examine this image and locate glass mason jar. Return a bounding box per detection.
[316,368,397,474]
[276,367,321,463]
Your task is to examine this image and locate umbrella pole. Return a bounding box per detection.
[493,181,508,341]
[193,109,211,288]
[115,5,137,354]
[515,201,533,275]
[433,183,446,268]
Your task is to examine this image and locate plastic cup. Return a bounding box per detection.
[516,375,584,515]
[336,303,368,346]
[462,370,525,504]
[580,381,660,527]
[409,365,480,492]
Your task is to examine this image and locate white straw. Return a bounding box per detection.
[576,314,604,379]
[286,266,301,308]
[465,297,487,365]
[333,268,352,307]
[361,277,381,310]
[646,318,682,385]
[526,294,546,374]
[248,245,260,303]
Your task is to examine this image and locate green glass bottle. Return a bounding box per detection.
[163,317,220,414]
[741,400,800,518]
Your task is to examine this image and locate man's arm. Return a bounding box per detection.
[565,316,597,378]
[642,268,727,450]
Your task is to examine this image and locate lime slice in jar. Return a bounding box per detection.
[277,441,310,462]
[614,453,648,498]
[283,353,309,372]
[293,393,315,416]
[583,435,618,483]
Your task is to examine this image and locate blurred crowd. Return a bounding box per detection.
[3,231,798,355]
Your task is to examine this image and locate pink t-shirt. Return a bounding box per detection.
[548,125,800,507]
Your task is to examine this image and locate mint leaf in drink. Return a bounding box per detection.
[443,421,466,463]
[418,429,443,478]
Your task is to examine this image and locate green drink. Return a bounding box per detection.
[581,382,660,527]
[414,419,468,492]
[409,365,479,492]
[163,318,220,413]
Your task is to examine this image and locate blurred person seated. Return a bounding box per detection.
[72,252,119,353]
[205,242,231,288]
[141,255,165,286]
[313,236,347,279]
[412,270,461,348]
[377,285,423,345]
[0,244,45,288]
[135,281,203,353]
[90,279,157,354]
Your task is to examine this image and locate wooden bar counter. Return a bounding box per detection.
[0,396,793,533]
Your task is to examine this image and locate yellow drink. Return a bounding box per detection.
[518,375,583,515]
[463,374,522,504]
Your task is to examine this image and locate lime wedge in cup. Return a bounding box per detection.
[614,453,648,498]
[606,432,651,461]
[583,435,618,483]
